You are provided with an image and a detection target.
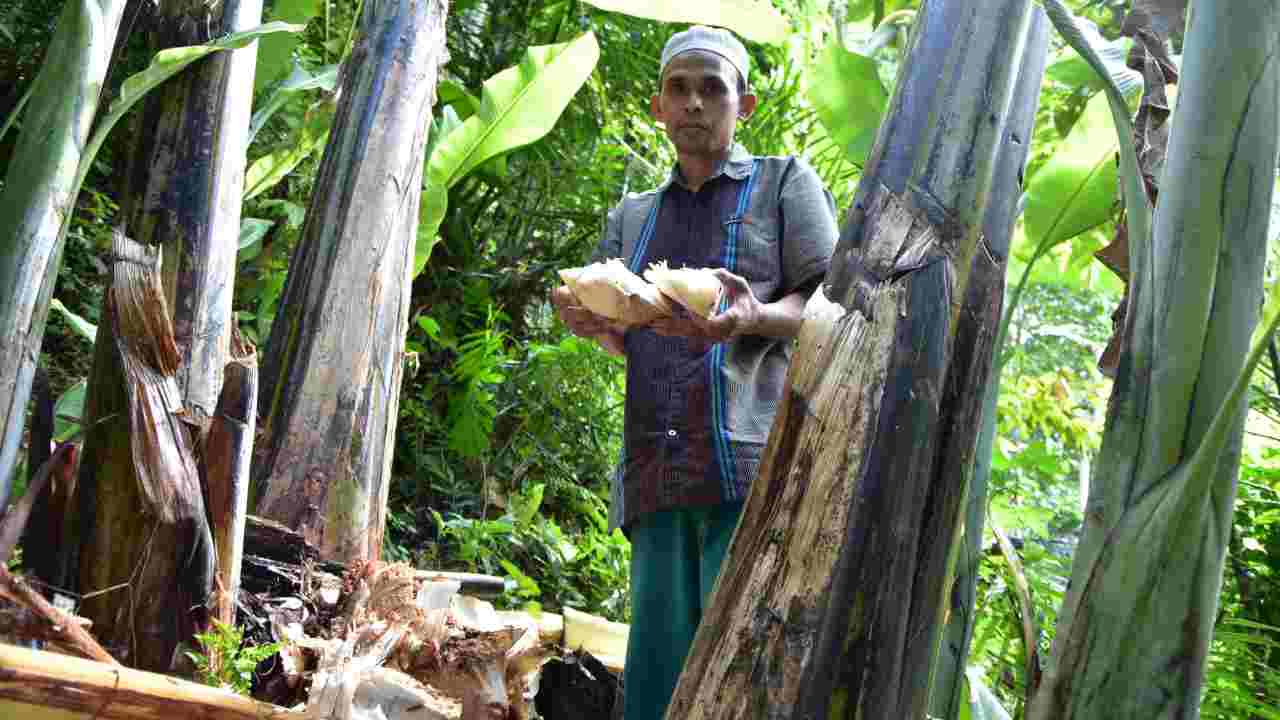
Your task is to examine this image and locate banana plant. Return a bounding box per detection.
[415,31,601,274]
[0,3,299,509]
[1027,0,1280,715]
[579,0,788,43]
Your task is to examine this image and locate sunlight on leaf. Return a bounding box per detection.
[428,32,600,189]
[248,63,338,143]
[1021,93,1119,260]
[581,0,788,44]
[49,299,96,342]
[807,42,888,167]
[76,22,304,195]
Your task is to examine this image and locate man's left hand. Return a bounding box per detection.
[650,269,762,342]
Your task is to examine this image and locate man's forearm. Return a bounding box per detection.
[747,291,809,339]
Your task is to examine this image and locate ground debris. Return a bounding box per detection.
[260,560,553,720]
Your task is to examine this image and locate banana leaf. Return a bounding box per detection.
[255,0,323,91]
[79,22,303,195]
[248,63,338,143]
[416,31,600,273]
[807,41,889,167]
[580,0,787,44]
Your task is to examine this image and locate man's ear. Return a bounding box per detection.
[738,93,759,121]
[650,93,662,121]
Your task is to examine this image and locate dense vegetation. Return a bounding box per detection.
[1,0,1277,716]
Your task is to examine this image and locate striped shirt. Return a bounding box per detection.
[597,144,839,530]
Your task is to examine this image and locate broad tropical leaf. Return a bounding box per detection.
[78,22,304,194]
[238,218,273,262]
[49,298,96,342]
[807,42,888,167]
[244,100,331,200]
[1045,29,1141,96]
[248,63,338,143]
[1040,0,1152,285]
[255,0,323,91]
[417,32,600,274]
[1021,93,1119,259]
[427,32,599,189]
[53,379,87,443]
[580,0,788,43]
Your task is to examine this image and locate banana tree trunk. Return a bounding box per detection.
[929,9,1050,717]
[0,0,128,510]
[1029,2,1280,717]
[667,2,1039,717]
[56,0,262,670]
[118,0,263,426]
[67,230,216,671]
[252,0,448,564]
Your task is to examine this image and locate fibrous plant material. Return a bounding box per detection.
[65,229,216,671]
[643,261,723,319]
[667,1,1040,717]
[558,259,672,325]
[0,565,118,665]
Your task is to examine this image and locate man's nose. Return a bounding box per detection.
[685,91,703,112]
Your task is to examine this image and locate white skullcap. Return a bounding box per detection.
[660,25,749,87]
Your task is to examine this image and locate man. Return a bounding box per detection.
[551,26,838,720]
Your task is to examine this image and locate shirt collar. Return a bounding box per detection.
[664,143,755,190]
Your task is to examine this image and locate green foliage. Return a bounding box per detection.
[255,0,324,91]
[429,482,632,621]
[580,0,789,43]
[806,40,888,166]
[418,31,602,272]
[185,621,281,695]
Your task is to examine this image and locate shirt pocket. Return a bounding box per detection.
[729,212,782,300]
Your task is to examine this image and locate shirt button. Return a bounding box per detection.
[667,429,678,438]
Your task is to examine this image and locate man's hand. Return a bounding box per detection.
[650,269,807,342]
[552,285,627,356]
[651,269,761,341]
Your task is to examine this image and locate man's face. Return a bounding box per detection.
[651,50,757,158]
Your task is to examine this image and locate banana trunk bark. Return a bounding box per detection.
[252,0,448,564]
[0,0,128,509]
[1029,2,1280,716]
[667,1,1039,717]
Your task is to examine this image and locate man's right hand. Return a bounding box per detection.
[552,285,626,356]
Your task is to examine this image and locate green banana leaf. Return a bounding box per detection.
[77,22,304,196]
[427,32,599,188]
[237,218,274,262]
[1040,0,1151,288]
[255,0,323,92]
[807,41,889,167]
[49,298,97,342]
[1020,92,1119,262]
[244,99,331,200]
[580,0,788,44]
[248,63,338,143]
[416,31,600,275]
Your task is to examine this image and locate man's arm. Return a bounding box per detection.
[649,268,812,342]
[552,285,627,356]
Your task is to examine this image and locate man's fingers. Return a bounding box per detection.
[713,269,751,293]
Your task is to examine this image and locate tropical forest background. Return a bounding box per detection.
[0,0,1277,717]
